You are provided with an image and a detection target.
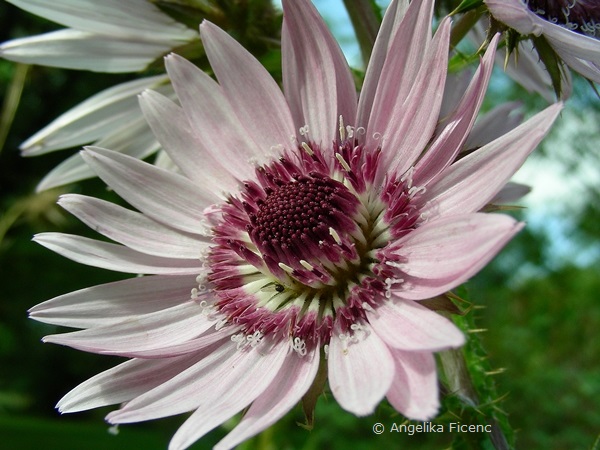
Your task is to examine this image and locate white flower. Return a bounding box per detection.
[1,0,197,72]
[1,0,198,189]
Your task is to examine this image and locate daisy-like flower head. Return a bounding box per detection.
[485,0,600,83]
[29,0,562,449]
[1,0,200,189]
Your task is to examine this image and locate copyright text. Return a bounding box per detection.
[372,421,492,435]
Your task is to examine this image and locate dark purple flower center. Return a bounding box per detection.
[527,0,600,37]
[247,174,360,264]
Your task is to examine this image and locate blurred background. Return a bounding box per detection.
[1,1,599,449]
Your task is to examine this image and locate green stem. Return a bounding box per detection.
[0,63,29,154]
[0,199,29,247]
[449,7,485,50]
[342,0,382,68]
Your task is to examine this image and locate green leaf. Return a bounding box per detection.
[451,0,484,15]
[532,34,564,100]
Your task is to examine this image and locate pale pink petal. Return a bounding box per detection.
[43,301,214,355]
[121,326,238,359]
[386,350,439,420]
[57,351,209,413]
[0,29,171,73]
[374,18,451,183]
[164,53,282,177]
[200,21,296,152]
[28,275,198,328]
[19,75,167,156]
[413,34,498,187]
[328,322,394,416]
[36,116,161,191]
[215,346,320,450]
[138,90,239,195]
[281,0,357,144]
[356,0,409,128]
[491,182,531,204]
[543,23,600,61]
[36,153,99,192]
[33,233,203,274]
[368,299,464,351]
[108,339,287,428]
[5,0,196,42]
[385,213,523,300]
[58,194,208,259]
[419,103,563,217]
[167,340,289,450]
[364,0,434,140]
[554,47,600,84]
[81,147,215,234]
[107,341,236,422]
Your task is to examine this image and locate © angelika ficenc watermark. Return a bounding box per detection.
[372,421,493,435]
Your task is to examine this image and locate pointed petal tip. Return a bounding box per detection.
[199,19,217,35]
[105,411,119,425]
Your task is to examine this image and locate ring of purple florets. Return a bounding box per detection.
[205,138,424,350]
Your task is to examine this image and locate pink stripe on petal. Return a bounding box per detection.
[357,0,409,128]
[282,0,357,144]
[59,194,208,259]
[43,301,215,355]
[164,53,278,177]
[121,326,238,359]
[58,350,212,413]
[386,213,523,300]
[29,274,198,328]
[328,322,394,416]
[107,341,238,423]
[81,147,215,235]
[215,345,320,450]
[33,233,204,275]
[199,22,296,153]
[413,34,499,187]
[167,340,289,450]
[365,0,434,145]
[386,350,439,421]
[377,18,451,183]
[420,103,563,217]
[139,89,240,194]
[368,299,464,351]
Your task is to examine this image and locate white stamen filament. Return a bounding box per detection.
[335,152,351,171]
[338,115,346,142]
[300,259,314,271]
[329,227,342,245]
[278,262,294,274]
[301,142,314,156]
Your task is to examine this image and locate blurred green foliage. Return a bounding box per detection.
[1,1,599,450]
